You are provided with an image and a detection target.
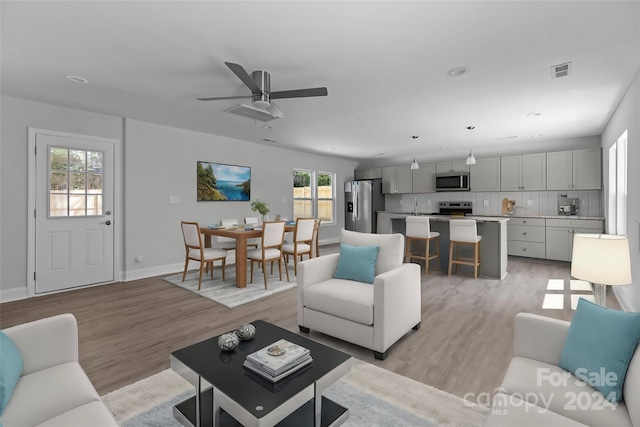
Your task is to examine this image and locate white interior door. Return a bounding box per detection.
[34,133,115,293]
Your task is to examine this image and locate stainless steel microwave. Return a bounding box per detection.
[435,173,470,191]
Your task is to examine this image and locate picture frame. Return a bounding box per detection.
[197,161,251,201]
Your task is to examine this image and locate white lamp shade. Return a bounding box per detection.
[410,158,419,170]
[571,234,632,286]
[466,150,476,165]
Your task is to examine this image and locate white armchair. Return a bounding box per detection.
[297,229,421,360]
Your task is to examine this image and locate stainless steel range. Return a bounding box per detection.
[438,201,473,216]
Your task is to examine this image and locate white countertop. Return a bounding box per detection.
[379,211,604,221]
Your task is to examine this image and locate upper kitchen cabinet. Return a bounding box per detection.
[436,161,469,174]
[354,167,383,180]
[500,153,546,191]
[547,148,601,190]
[470,157,500,191]
[411,163,436,193]
[382,165,412,194]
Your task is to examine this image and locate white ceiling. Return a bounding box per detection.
[2,1,639,166]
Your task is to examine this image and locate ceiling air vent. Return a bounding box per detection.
[551,62,572,79]
[226,104,279,122]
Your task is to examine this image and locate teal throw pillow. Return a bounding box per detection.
[559,298,640,402]
[333,244,380,284]
[0,331,23,416]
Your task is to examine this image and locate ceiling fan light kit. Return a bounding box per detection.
[199,62,327,122]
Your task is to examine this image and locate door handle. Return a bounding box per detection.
[101,220,111,226]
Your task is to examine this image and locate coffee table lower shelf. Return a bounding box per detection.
[173,388,349,427]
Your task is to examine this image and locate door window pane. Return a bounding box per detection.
[48,147,104,217]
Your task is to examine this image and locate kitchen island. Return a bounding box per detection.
[387,214,509,280]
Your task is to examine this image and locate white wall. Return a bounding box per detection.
[602,69,640,312]
[122,119,357,280]
[0,96,123,300]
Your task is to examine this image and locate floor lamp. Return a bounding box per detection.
[570,233,632,307]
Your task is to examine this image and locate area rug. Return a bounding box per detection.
[102,359,489,426]
[163,265,296,309]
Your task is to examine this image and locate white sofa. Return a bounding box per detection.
[297,229,421,360]
[483,313,639,427]
[1,314,118,427]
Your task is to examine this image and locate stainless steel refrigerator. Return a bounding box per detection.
[344,179,385,233]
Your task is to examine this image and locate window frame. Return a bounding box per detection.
[292,168,336,226]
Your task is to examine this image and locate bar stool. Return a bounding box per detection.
[448,219,482,279]
[405,216,440,275]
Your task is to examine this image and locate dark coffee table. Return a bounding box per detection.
[170,320,352,427]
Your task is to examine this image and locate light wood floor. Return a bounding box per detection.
[0,246,620,399]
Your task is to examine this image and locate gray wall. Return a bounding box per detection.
[0,96,357,300]
[122,119,357,280]
[603,69,640,312]
[0,96,122,300]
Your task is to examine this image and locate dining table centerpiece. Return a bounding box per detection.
[251,199,270,222]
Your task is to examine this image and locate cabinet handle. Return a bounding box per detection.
[523,248,527,251]
[523,232,527,235]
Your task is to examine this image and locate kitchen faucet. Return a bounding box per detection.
[414,197,418,215]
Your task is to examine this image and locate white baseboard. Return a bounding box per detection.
[120,262,184,282]
[0,287,28,303]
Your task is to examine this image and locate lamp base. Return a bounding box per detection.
[593,283,607,307]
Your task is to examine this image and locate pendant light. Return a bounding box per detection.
[410,135,419,170]
[410,156,419,170]
[465,126,476,165]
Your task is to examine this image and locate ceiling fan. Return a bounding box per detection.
[197,62,328,121]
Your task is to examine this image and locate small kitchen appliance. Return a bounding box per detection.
[558,196,579,216]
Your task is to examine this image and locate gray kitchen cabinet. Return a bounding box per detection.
[411,163,436,193]
[382,165,412,194]
[547,148,601,190]
[500,153,546,191]
[354,167,383,180]
[545,218,604,261]
[470,157,500,191]
[436,161,469,174]
[507,217,546,259]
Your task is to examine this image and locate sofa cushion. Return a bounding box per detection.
[333,243,379,284]
[500,357,632,427]
[1,362,102,427]
[303,279,374,325]
[559,298,640,402]
[483,392,588,427]
[340,229,404,275]
[35,401,117,427]
[0,331,23,416]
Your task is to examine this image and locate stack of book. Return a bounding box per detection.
[244,339,312,382]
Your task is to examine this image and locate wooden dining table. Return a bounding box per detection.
[200,224,295,289]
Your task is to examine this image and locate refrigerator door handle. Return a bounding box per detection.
[353,184,358,220]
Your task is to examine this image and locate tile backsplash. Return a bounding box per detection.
[386,190,603,217]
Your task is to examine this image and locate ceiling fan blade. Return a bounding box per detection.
[270,87,328,99]
[197,95,251,101]
[225,62,262,94]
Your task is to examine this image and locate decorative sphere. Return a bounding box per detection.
[218,333,239,351]
[235,323,256,340]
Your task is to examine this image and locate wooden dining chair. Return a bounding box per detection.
[313,218,321,257]
[181,221,227,290]
[247,221,288,289]
[282,218,315,275]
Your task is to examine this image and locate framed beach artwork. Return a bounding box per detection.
[197,161,251,201]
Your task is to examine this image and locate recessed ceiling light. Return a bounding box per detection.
[65,75,89,84]
[526,113,542,117]
[440,146,448,149]
[372,153,384,156]
[447,66,469,77]
[411,135,419,139]
[496,136,519,140]
[262,125,272,130]
[531,134,544,138]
